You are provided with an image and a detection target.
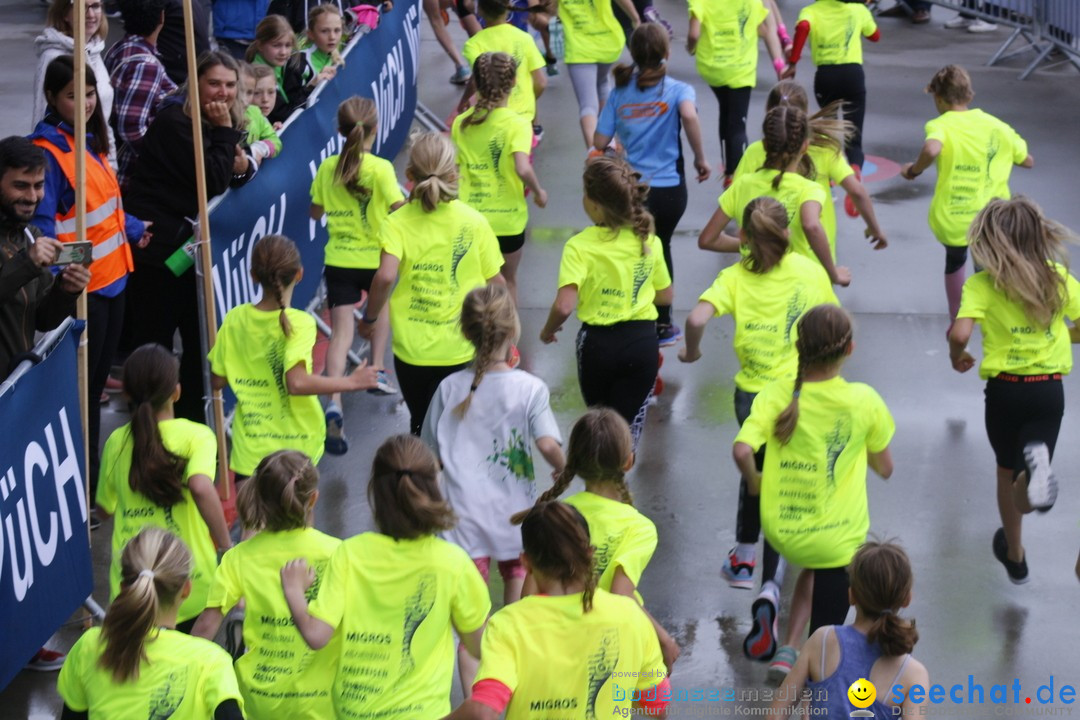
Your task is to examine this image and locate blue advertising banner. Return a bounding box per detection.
[0,322,92,691]
[206,0,421,323]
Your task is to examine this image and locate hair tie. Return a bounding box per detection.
[792,390,800,398]
[396,469,412,480]
[139,569,156,581]
[879,608,894,617]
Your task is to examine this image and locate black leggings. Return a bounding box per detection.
[734,389,764,544]
[809,567,851,633]
[710,85,753,174]
[394,357,468,436]
[645,180,687,327]
[125,262,204,422]
[814,64,867,169]
[87,290,126,500]
[984,377,1064,471]
[576,320,659,446]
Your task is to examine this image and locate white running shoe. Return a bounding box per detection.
[968,19,998,33]
[1023,442,1057,512]
[944,16,973,28]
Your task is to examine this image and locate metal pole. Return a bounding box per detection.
[72,0,91,544]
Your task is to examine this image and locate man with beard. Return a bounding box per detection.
[0,136,90,379]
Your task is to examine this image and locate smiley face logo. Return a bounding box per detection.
[848,678,877,709]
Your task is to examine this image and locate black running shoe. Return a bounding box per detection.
[992,528,1029,585]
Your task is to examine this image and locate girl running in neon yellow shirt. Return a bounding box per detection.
[452,51,547,304]
[96,344,232,631]
[686,0,785,185]
[681,198,838,594]
[359,132,505,436]
[540,156,672,447]
[734,304,895,682]
[948,197,1080,585]
[901,65,1033,327]
[311,96,406,455]
[735,81,887,255]
[513,407,679,670]
[281,434,491,719]
[58,528,244,719]
[191,451,340,719]
[445,500,670,720]
[787,0,881,195]
[210,235,378,484]
[700,106,853,287]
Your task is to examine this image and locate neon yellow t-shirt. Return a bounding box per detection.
[565,491,657,599]
[735,376,894,568]
[734,140,854,256]
[452,106,534,236]
[798,0,878,66]
[924,109,1028,247]
[463,24,547,120]
[688,0,769,88]
[381,199,504,365]
[205,527,342,720]
[558,0,625,64]
[700,253,839,393]
[307,532,491,719]
[474,590,666,719]
[57,627,242,719]
[558,226,672,326]
[96,418,218,623]
[208,304,325,475]
[311,153,404,270]
[957,265,1080,379]
[720,168,829,264]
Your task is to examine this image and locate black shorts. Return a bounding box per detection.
[498,232,526,254]
[324,266,376,308]
[984,374,1064,471]
[945,245,968,274]
[454,0,473,17]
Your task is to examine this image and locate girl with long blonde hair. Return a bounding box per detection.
[948,196,1080,585]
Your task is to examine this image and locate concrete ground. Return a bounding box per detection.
[4,0,1080,717]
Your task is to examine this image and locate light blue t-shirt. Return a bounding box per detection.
[596,75,696,188]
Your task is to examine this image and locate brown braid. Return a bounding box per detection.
[462,52,519,128]
[774,305,854,444]
[251,235,302,338]
[456,284,520,416]
[762,106,811,191]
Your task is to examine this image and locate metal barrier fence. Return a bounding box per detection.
[913,0,1080,78]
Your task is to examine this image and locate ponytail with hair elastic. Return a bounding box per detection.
[99,528,192,682]
[613,22,669,90]
[520,501,598,612]
[741,197,790,275]
[123,345,186,508]
[368,435,456,539]
[334,97,378,201]
[407,132,459,212]
[849,540,919,657]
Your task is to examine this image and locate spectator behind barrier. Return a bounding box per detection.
[0,136,90,380]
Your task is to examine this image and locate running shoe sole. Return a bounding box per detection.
[1023,442,1057,513]
[721,558,756,590]
[992,527,1029,585]
[743,595,778,661]
[325,410,349,455]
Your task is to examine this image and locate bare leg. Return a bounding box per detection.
[501,248,523,306]
[580,113,598,150]
[371,301,391,371]
[784,569,814,648]
[326,304,355,409]
[424,0,467,70]
[503,576,524,605]
[997,466,1025,563]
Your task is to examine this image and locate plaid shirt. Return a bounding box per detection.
[104,35,178,188]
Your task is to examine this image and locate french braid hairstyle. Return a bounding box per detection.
[766,80,853,164]
[236,450,319,532]
[511,408,634,525]
[462,52,518,128]
[582,156,654,255]
[520,501,598,612]
[456,283,521,416]
[250,234,303,338]
[774,305,854,444]
[762,105,812,191]
[334,97,378,200]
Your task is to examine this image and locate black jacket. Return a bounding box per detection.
[124,98,253,266]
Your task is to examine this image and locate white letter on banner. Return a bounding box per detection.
[4,476,34,601]
[45,408,86,540]
[0,468,10,580]
[23,440,58,567]
[404,7,419,83]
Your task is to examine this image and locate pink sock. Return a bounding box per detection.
[945,268,966,320]
[777,23,791,46]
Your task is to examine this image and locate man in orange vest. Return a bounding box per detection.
[0,137,90,380]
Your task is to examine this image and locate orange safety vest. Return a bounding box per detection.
[33,128,134,293]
